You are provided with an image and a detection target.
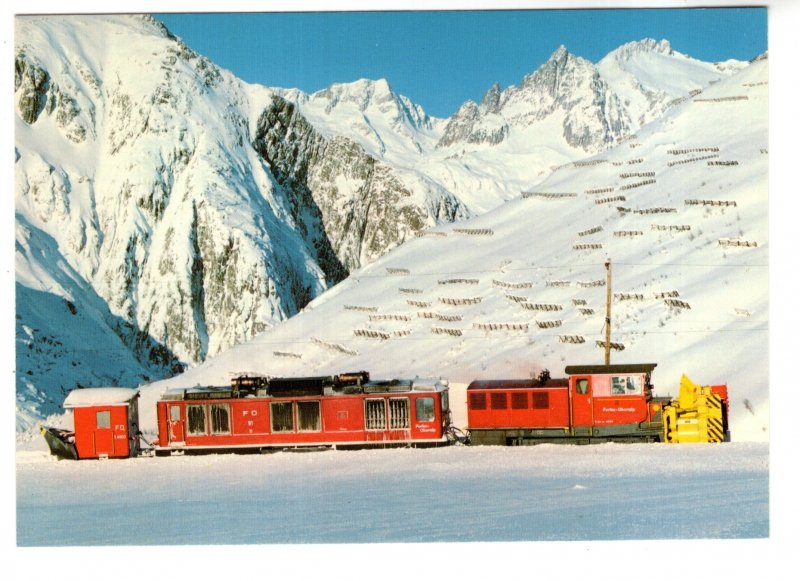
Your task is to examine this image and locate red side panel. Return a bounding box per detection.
[231,400,271,435]
[592,397,649,425]
[466,385,569,429]
[73,405,131,459]
[322,397,364,434]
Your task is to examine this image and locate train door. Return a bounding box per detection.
[412,395,441,439]
[92,409,115,456]
[167,403,185,444]
[571,376,593,435]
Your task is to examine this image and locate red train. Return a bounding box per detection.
[155,372,451,454]
[40,363,729,460]
[467,363,728,445]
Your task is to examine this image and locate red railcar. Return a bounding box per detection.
[467,364,668,445]
[155,372,451,454]
[55,387,141,459]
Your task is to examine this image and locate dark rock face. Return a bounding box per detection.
[15,56,51,124]
[254,95,467,273]
[253,96,349,283]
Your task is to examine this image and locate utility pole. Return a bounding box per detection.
[604,258,612,366]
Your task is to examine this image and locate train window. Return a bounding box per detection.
[170,405,181,422]
[187,405,207,435]
[297,401,321,432]
[96,410,110,429]
[611,376,643,395]
[532,392,549,410]
[365,399,386,430]
[271,402,294,432]
[416,397,435,422]
[210,404,231,434]
[490,393,508,410]
[576,379,589,394]
[441,391,450,413]
[511,392,527,410]
[389,398,410,429]
[469,393,487,410]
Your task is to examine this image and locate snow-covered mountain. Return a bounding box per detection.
[139,55,769,442]
[14,14,760,433]
[439,40,746,152]
[14,14,469,426]
[285,40,746,215]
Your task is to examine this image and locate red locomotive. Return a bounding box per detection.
[467,364,729,445]
[154,372,452,454]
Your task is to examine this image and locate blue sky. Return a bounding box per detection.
[152,9,760,118]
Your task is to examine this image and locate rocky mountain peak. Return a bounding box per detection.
[480,82,502,113]
[521,44,594,96]
[610,38,673,60]
[316,77,395,112]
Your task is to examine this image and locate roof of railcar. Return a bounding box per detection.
[467,379,569,390]
[64,387,139,407]
[160,377,448,400]
[563,363,657,375]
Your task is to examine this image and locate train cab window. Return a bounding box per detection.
[271,402,294,432]
[416,397,435,422]
[96,410,110,429]
[611,375,643,395]
[576,379,589,394]
[210,404,231,434]
[170,405,181,422]
[365,399,386,430]
[297,401,321,432]
[187,405,207,435]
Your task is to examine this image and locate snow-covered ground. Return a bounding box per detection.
[12,438,782,580]
[16,442,768,546]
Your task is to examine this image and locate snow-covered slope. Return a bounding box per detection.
[15,15,331,367]
[140,56,768,441]
[597,39,747,127]
[13,15,467,377]
[15,214,184,430]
